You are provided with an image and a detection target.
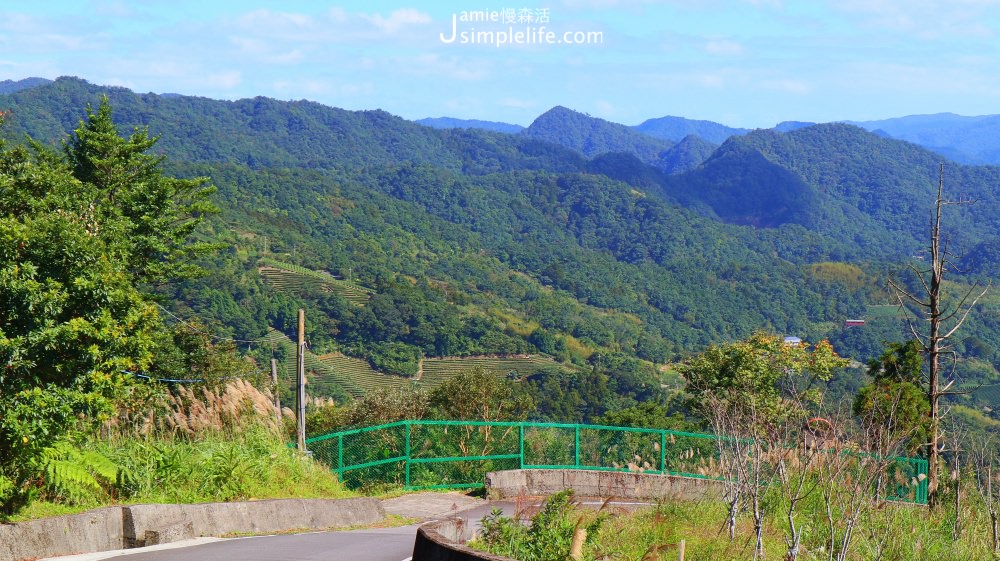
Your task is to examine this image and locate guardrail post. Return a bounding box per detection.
[574,425,580,468]
[519,424,525,469]
[660,431,667,474]
[405,422,412,488]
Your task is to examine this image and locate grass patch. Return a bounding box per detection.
[92,424,352,505]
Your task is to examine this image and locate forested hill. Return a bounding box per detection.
[2,77,999,413]
[521,106,684,172]
[1,76,587,172]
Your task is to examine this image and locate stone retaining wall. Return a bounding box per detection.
[0,498,384,561]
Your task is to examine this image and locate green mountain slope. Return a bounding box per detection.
[3,78,998,416]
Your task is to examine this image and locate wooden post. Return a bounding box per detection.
[678,540,685,561]
[270,358,281,422]
[296,309,306,452]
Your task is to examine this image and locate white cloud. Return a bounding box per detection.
[265,49,306,65]
[760,78,810,94]
[833,0,999,39]
[594,99,619,116]
[559,0,658,10]
[95,1,137,18]
[400,54,490,81]
[705,39,744,55]
[694,72,727,88]
[362,9,432,34]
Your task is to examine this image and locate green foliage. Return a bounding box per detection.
[0,98,218,514]
[429,367,534,421]
[523,106,680,171]
[63,97,219,284]
[866,339,924,384]
[93,423,348,504]
[678,332,849,427]
[596,400,698,432]
[854,382,930,453]
[38,441,118,504]
[477,490,604,561]
[853,341,931,452]
[4,79,1000,422]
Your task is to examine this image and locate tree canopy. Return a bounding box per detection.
[0,99,215,512]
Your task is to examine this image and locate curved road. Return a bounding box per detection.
[41,494,648,561]
[109,525,421,561]
[42,493,495,561]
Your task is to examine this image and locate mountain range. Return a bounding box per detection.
[2,76,997,415]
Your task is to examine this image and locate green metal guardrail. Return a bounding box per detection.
[304,420,929,504]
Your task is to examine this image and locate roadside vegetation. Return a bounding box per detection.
[0,102,347,520]
[475,487,999,561]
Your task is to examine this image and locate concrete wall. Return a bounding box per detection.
[412,519,515,561]
[124,497,383,547]
[0,507,124,561]
[0,498,384,561]
[484,469,721,501]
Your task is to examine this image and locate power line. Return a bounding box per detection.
[154,302,272,344]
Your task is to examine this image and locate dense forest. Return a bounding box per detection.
[1,77,998,422]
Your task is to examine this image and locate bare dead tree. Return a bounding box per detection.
[887,163,990,507]
[704,392,781,560]
[823,396,912,561]
[706,393,748,542]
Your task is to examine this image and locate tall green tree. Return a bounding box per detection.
[63,97,218,284]
[853,341,929,454]
[0,100,215,512]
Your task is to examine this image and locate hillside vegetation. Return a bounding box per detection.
[1,77,998,419]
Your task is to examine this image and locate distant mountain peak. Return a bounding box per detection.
[633,115,747,144]
[0,77,53,95]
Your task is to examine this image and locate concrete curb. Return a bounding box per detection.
[0,498,384,561]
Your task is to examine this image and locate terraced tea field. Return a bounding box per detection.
[258,257,373,305]
[261,330,573,400]
[262,329,367,399]
[315,352,413,394]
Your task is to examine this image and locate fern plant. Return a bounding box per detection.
[36,441,118,504]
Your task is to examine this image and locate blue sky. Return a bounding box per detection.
[3,0,1000,128]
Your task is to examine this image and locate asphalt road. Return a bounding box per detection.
[106,525,421,561]
[39,495,652,561]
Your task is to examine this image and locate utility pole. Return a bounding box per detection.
[270,358,281,422]
[296,309,307,452]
